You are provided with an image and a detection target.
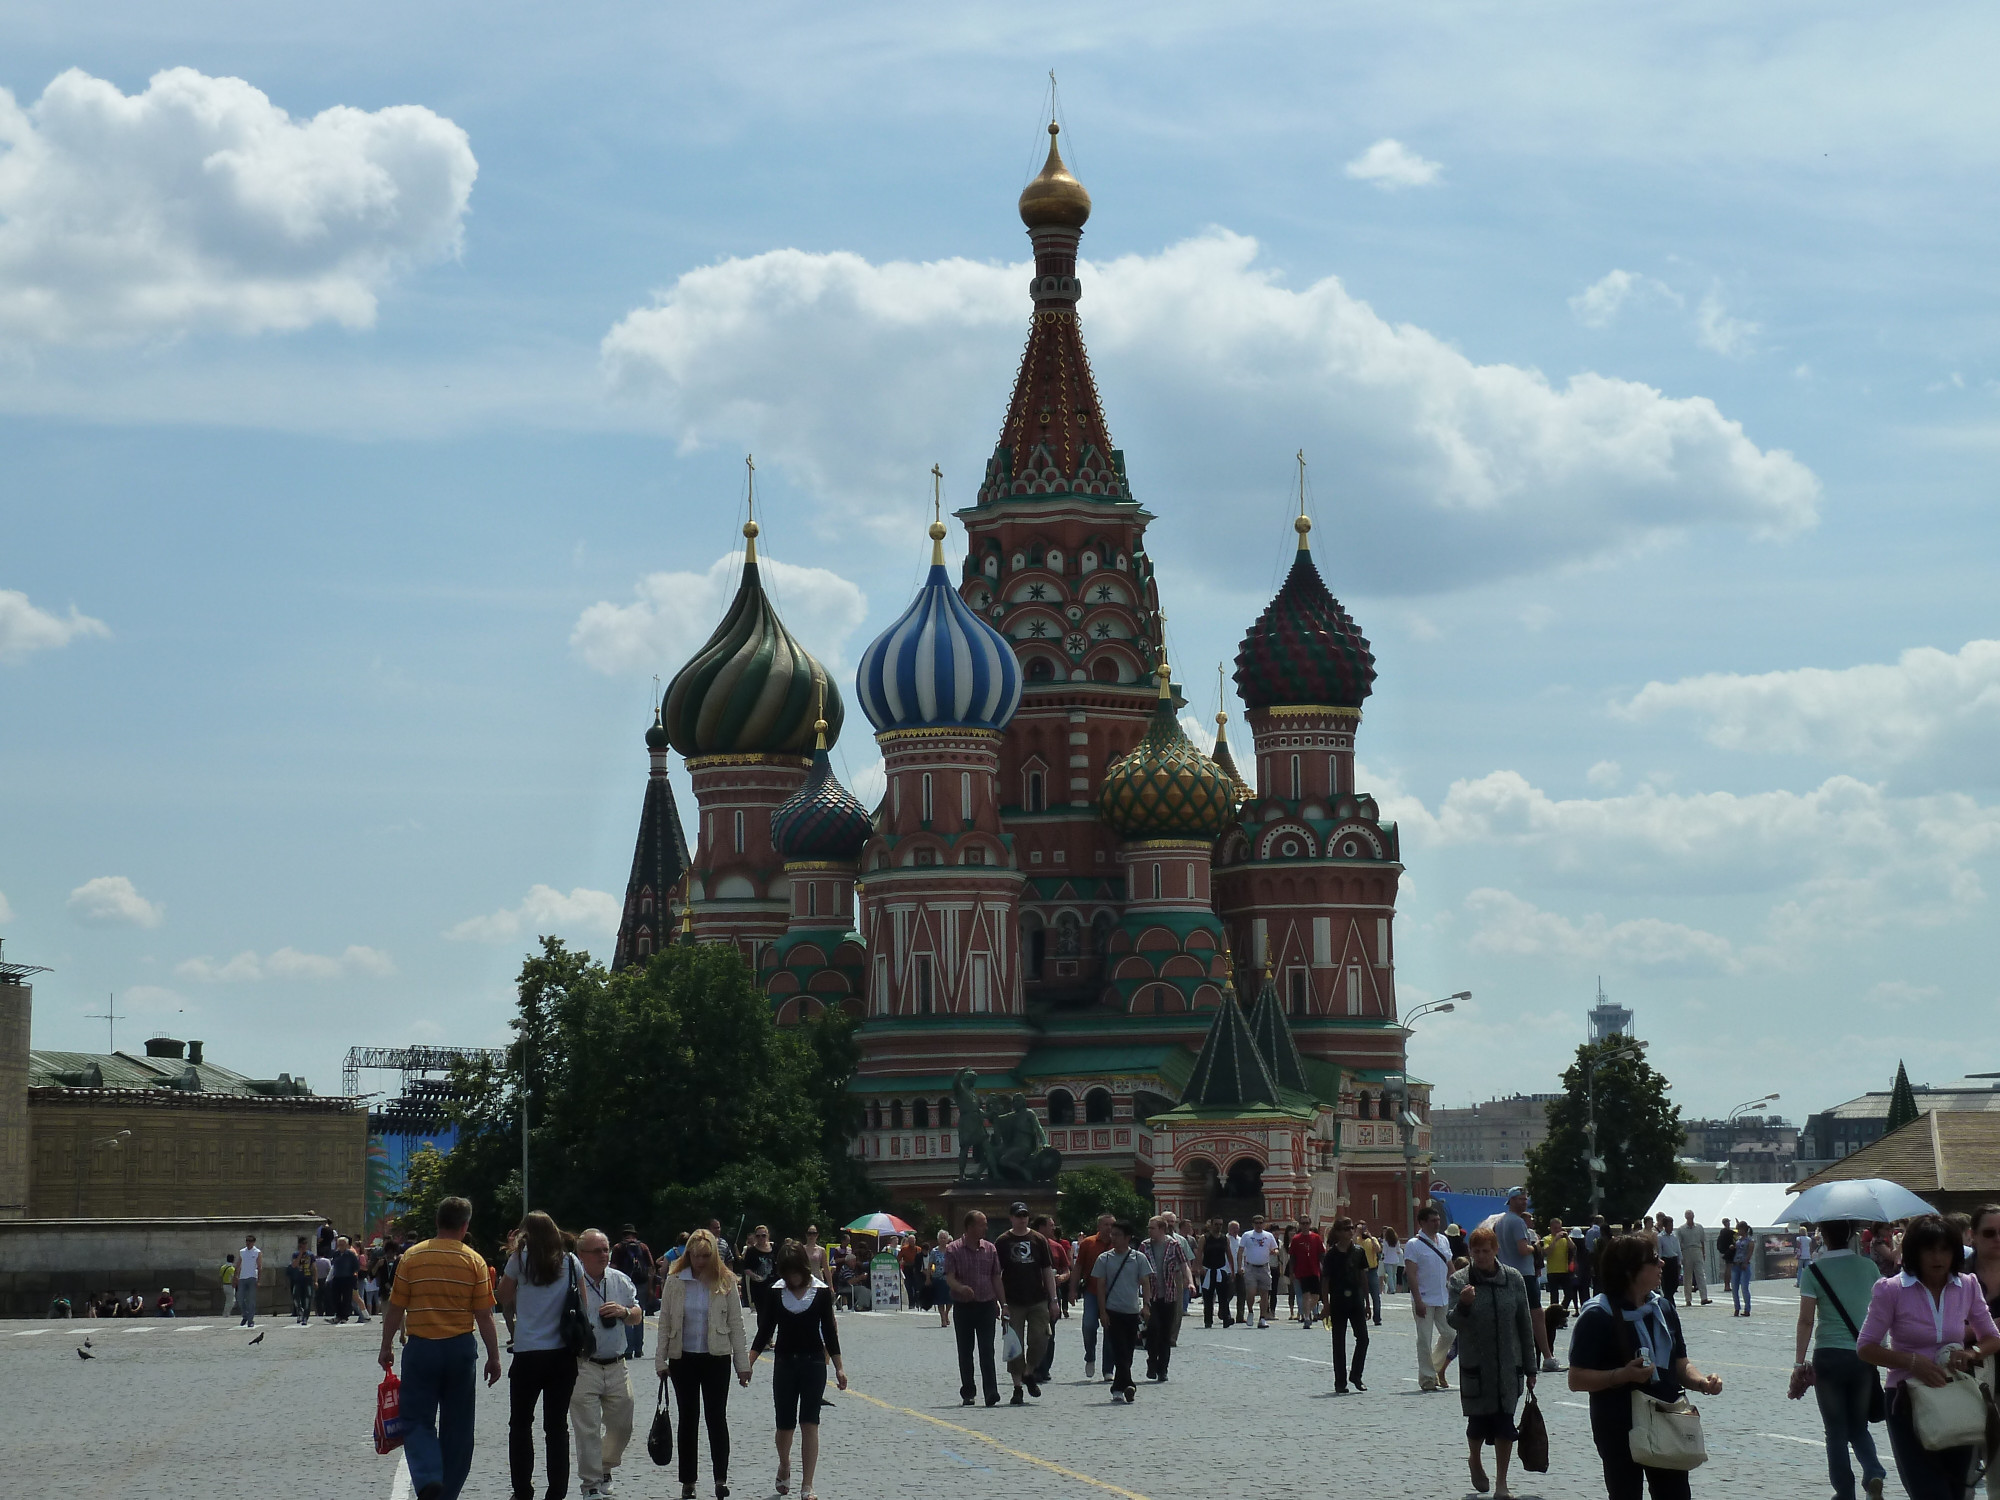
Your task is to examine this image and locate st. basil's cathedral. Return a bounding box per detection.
[611,125,1435,1231]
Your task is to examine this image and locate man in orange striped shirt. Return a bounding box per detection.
[380,1197,502,1500]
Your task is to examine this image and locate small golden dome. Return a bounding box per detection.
[1018,122,1092,231]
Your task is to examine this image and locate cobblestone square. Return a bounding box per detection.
[0,1283,1902,1500]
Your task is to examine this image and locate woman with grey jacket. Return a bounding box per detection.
[1448,1225,1538,1498]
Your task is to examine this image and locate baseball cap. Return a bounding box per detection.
[1506,1186,1527,1200]
[1009,1201,1029,1216]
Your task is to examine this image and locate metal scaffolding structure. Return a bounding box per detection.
[341,1044,506,1099]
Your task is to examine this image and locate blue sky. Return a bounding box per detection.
[5,2,1998,1121]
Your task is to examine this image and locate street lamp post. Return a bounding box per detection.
[1719,1094,1779,1181]
[1584,1042,1649,1219]
[1389,991,1471,1234]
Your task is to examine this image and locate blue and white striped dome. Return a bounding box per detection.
[856,538,1023,734]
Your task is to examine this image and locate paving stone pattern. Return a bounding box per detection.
[0,1285,1891,1499]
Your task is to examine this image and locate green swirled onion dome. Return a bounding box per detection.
[1233,520,1375,710]
[771,734,874,864]
[1099,673,1236,841]
[663,522,844,757]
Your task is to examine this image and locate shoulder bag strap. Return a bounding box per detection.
[1808,1262,1862,1339]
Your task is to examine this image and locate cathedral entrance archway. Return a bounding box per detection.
[1212,1155,1265,1222]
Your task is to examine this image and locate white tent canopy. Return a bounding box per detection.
[1643,1182,1797,1230]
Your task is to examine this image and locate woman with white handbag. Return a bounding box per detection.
[1857,1215,2000,1500]
[1568,1232,1724,1500]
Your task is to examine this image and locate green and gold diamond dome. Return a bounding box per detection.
[1099,671,1235,841]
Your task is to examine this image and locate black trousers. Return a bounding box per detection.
[1144,1298,1176,1378]
[1104,1309,1142,1393]
[669,1351,734,1487]
[1200,1273,1232,1327]
[290,1278,311,1321]
[1328,1301,1369,1388]
[508,1347,578,1500]
[952,1300,998,1400]
[1886,1383,1976,1500]
[1597,1440,1694,1500]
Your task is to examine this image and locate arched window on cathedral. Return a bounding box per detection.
[1047,1089,1075,1124]
[890,1099,904,1129]
[1290,754,1302,800]
[1085,1088,1114,1124]
[914,1098,930,1128]
[1356,1091,1371,1119]
[1026,771,1045,811]
[1379,1092,1394,1122]
[1151,862,1163,899]
[868,1102,882,1129]
[961,771,972,822]
[1028,657,1054,682]
[921,773,934,823]
[938,1097,952,1126]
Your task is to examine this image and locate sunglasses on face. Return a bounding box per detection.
[1979,1228,2000,1239]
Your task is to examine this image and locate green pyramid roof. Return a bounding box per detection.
[1180,986,1281,1108]
[1245,969,1310,1095]
[1886,1061,1921,1133]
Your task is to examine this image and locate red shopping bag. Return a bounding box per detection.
[374,1371,409,1454]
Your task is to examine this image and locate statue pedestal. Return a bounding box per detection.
[940,1182,1062,1230]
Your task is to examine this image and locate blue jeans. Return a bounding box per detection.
[1081,1290,1101,1365]
[1731,1264,1752,1312]
[1812,1348,1885,1500]
[401,1332,478,1500]
[1366,1268,1382,1323]
[237,1280,256,1325]
[624,1318,645,1359]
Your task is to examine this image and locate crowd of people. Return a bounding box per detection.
[354,1189,2000,1500]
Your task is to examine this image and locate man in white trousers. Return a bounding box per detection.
[1407,1204,1456,1391]
[570,1228,643,1500]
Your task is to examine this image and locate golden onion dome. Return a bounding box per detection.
[1018,122,1092,231]
[1099,665,1235,841]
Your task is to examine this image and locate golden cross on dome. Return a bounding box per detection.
[928,463,947,564]
[743,453,761,557]
[1215,662,1228,727]
[1295,449,1312,549]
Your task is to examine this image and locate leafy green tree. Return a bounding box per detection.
[415,938,871,1256]
[1056,1166,1152,1237]
[1525,1038,1686,1225]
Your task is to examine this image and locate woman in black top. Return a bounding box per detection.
[748,1241,846,1500]
[1569,1232,1724,1500]
[1200,1219,1233,1328]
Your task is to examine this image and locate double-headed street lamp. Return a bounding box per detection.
[1728,1092,1779,1124]
[1387,991,1471,1232]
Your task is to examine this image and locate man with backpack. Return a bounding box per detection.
[608,1225,655,1360]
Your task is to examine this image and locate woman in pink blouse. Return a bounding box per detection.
[1857,1216,2000,1500]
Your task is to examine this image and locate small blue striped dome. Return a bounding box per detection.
[856,550,1023,734]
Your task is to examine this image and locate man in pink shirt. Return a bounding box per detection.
[943,1211,1004,1407]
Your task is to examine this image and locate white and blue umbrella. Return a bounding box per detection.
[1785,1178,1937,1225]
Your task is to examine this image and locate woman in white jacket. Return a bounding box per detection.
[656,1228,752,1500]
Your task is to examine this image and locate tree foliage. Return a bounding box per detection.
[1056,1165,1153,1237]
[403,938,872,1256]
[1524,1038,1687,1225]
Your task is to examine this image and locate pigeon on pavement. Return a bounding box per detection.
[76,1347,93,1360]
[248,1331,265,1346]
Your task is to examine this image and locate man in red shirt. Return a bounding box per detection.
[1031,1213,1069,1386]
[1067,1212,1114,1381]
[1289,1218,1326,1329]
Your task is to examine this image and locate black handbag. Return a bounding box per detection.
[647,1373,673,1465]
[558,1255,594,1359]
[1517,1392,1550,1473]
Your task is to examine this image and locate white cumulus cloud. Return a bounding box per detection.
[1695,290,1758,358]
[1465,888,1740,973]
[1343,138,1442,189]
[1615,640,2000,780]
[0,67,476,344]
[0,589,109,662]
[603,232,1818,590]
[1389,769,2000,944]
[174,944,395,982]
[67,875,163,928]
[1568,269,1681,329]
[571,550,868,676]
[445,885,620,945]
